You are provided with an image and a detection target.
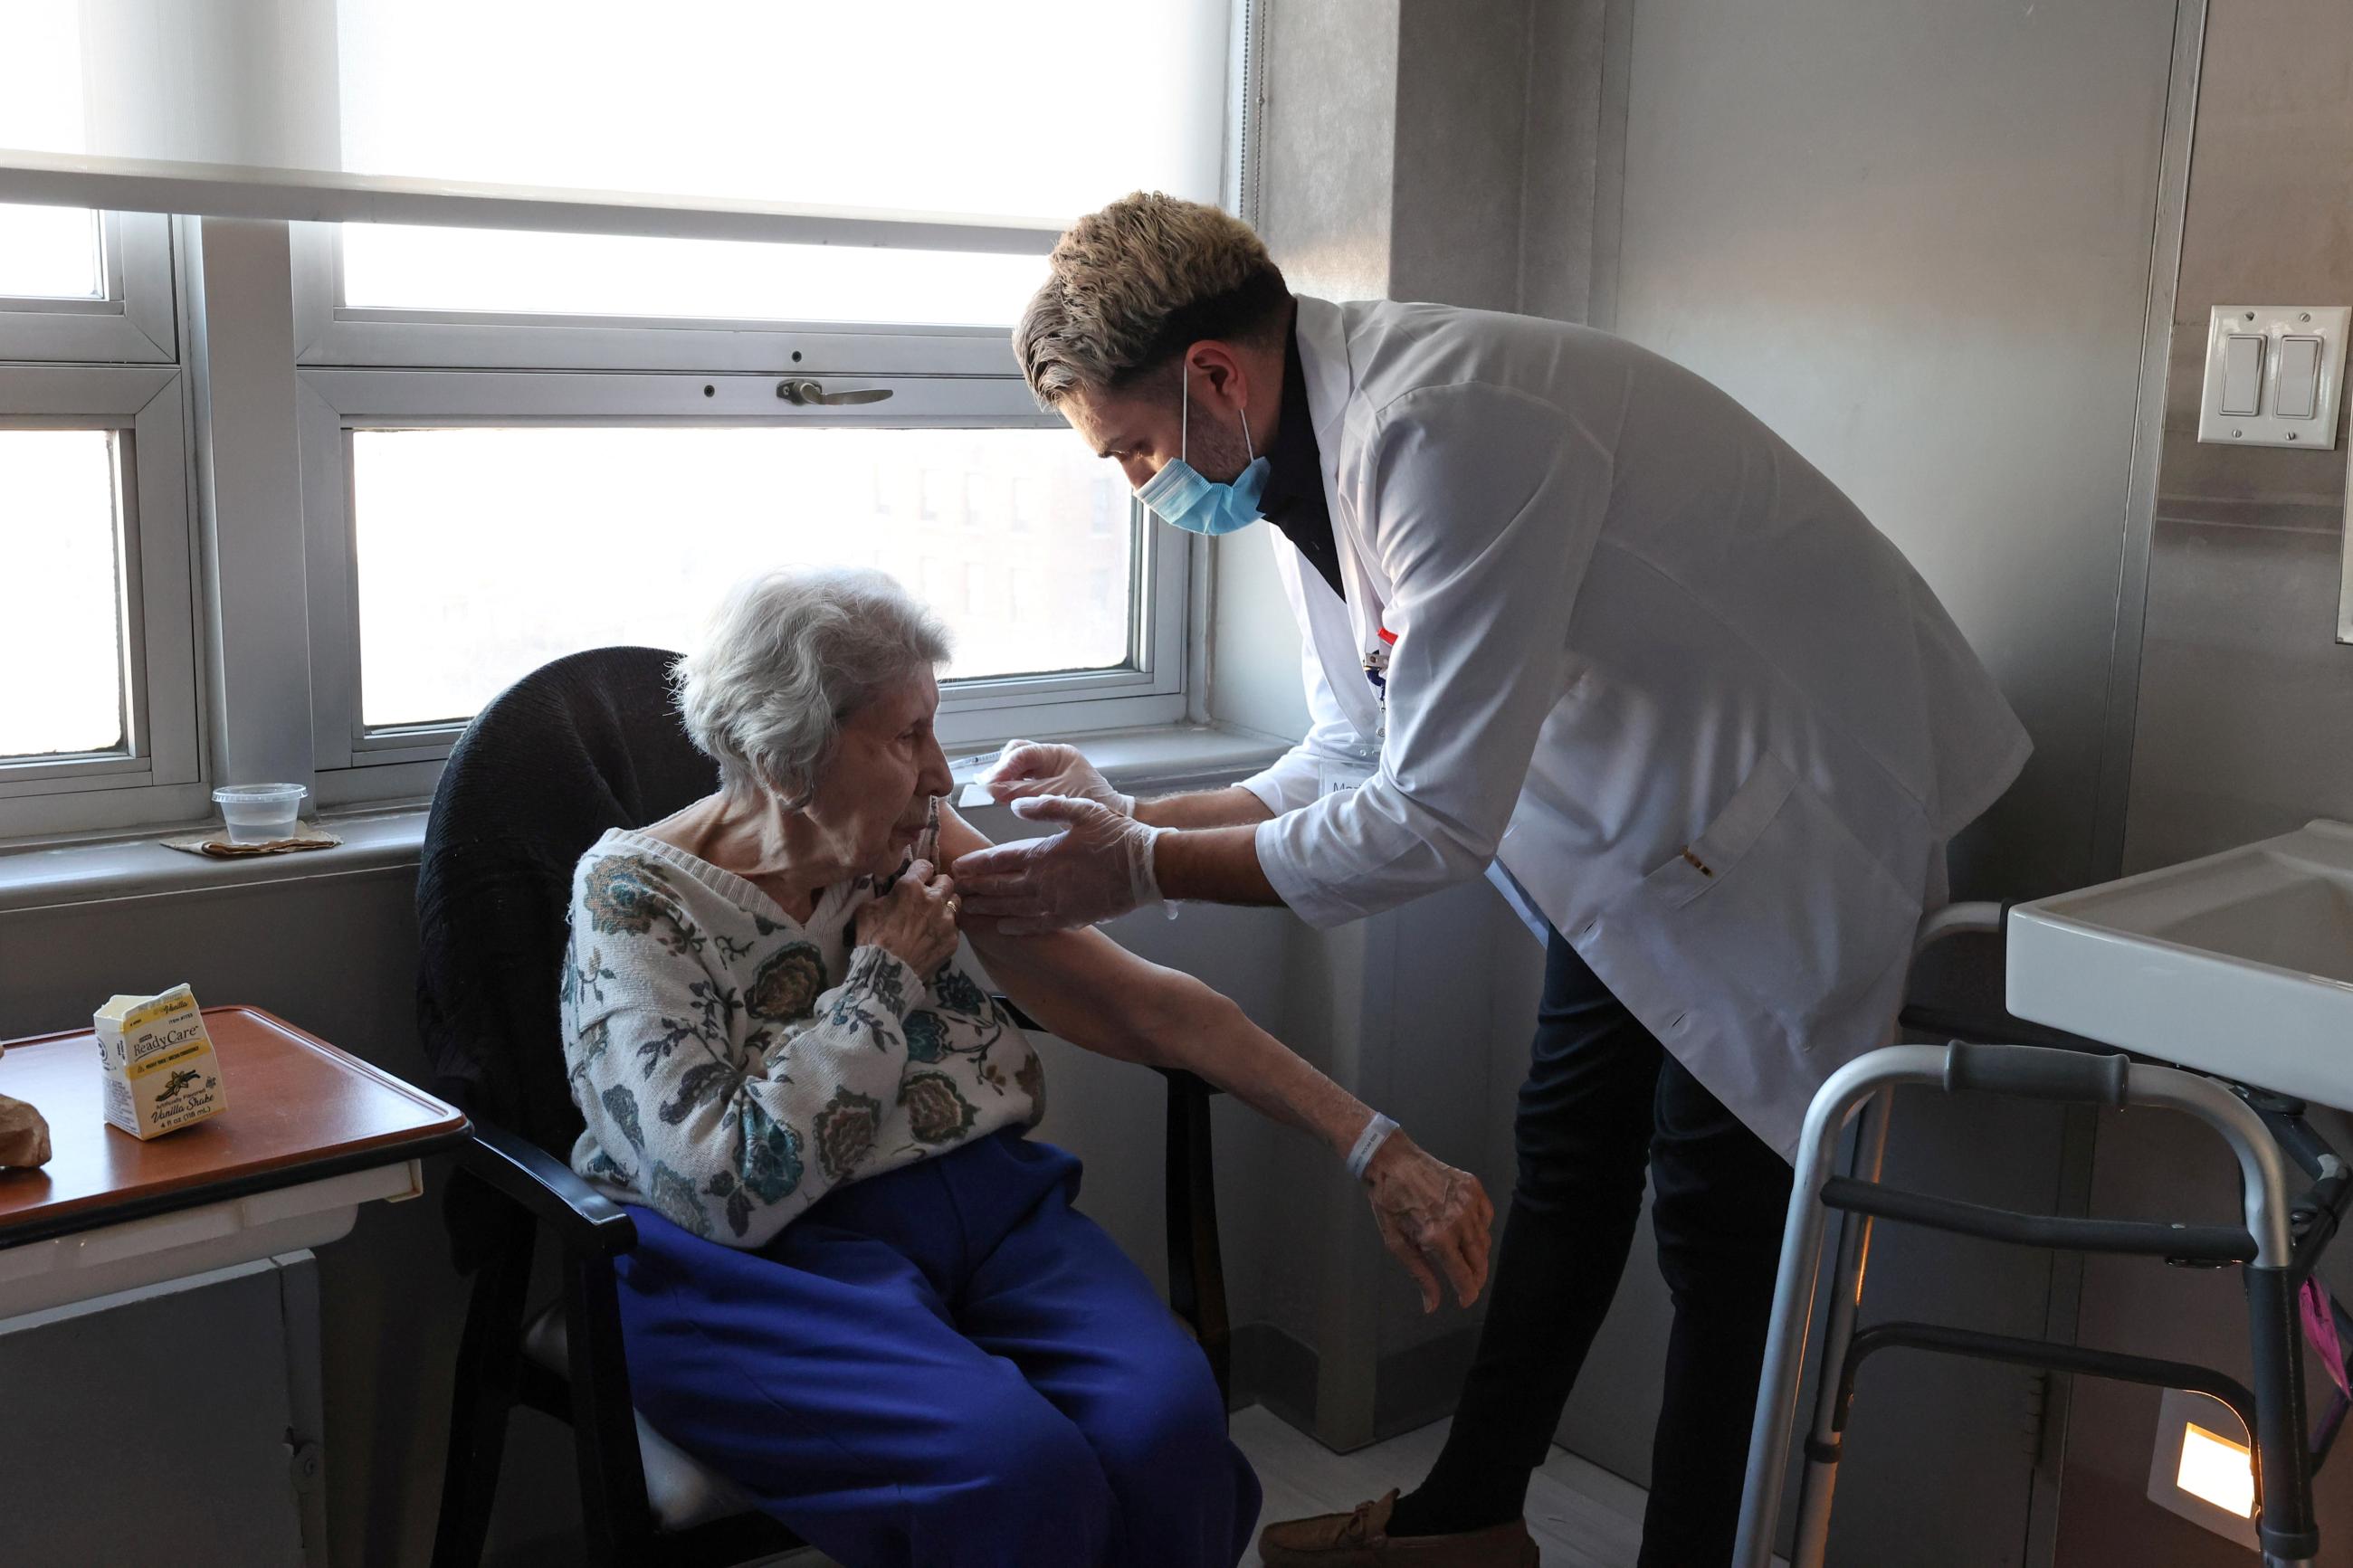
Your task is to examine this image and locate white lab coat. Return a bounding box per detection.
[1237,297,2031,1157]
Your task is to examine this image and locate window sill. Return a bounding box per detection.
[0,724,1291,917]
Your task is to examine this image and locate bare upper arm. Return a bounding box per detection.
[937,803,1175,1058]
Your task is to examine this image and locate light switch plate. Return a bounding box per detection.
[2198,305,2348,448]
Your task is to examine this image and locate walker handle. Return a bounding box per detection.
[1942,1041,2129,1108]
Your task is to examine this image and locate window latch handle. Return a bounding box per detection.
[776,379,893,407]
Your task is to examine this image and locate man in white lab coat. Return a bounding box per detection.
[956,194,2029,1567]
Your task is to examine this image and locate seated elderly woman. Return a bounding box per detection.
[560,565,1493,1568]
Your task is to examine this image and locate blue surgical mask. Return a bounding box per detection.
[1136,360,1269,536]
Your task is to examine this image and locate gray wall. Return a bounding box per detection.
[1538,0,2182,1557]
[2078,3,2353,1562]
[1237,3,2167,1527]
[1609,0,2177,902]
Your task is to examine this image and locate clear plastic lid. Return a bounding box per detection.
[212,783,307,804]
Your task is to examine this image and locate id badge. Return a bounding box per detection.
[1319,758,1377,799]
[1318,736,1381,800]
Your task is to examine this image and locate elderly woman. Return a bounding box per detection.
[559,565,1491,1568]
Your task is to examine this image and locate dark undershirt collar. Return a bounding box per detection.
[1254,320,1344,600]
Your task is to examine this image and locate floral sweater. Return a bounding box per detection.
[559,828,1043,1248]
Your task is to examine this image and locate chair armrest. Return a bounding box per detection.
[989,993,1224,1098]
[1152,1065,1221,1098]
[460,1122,638,1260]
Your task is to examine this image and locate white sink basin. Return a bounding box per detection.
[2006,821,2353,1108]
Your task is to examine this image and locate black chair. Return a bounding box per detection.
[418,646,1231,1568]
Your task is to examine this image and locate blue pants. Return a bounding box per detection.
[614,1129,1261,1568]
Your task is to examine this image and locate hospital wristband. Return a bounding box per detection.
[1347,1113,1401,1182]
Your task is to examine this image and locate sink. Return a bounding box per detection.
[2006,821,2353,1108]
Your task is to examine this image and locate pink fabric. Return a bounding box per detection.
[2301,1278,2349,1397]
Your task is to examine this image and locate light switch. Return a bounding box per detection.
[2219,335,2264,415]
[2201,307,2350,449]
[2278,337,2323,420]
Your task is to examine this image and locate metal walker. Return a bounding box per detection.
[1732,906,2353,1568]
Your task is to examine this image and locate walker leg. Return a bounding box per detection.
[1789,1088,1894,1568]
[1734,1046,1947,1568]
[1734,1167,1835,1568]
[2249,1264,2316,1567]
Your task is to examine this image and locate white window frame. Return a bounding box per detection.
[286,223,1194,811]
[0,212,176,364]
[0,364,205,838]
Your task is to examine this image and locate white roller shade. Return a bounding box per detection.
[0,0,1237,249]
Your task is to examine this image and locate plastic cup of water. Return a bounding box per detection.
[212,783,308,844]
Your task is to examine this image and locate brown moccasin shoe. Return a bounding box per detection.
[1257,1489,1539,1566]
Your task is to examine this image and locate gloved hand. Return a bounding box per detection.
[952,795,1167,935]
[981,740,1134,816]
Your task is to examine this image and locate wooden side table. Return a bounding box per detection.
[0,1005,468,1318]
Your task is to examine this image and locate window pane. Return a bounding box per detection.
[0,4,100,303]
[341,224,1047,327]
[0,204,102,300]
[0,431,128,759]
[350,427,1133,729]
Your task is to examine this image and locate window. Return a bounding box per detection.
[1,431,126,757]
[0,9,195,838]
[293,363,1183,803]
[0,367,202,837]
[339,225,1051,329]
[5,0,1253,836]
[0,204,102,299]
[280,0,1241,803]
[0,15,175,364]
[342,425,1132,730]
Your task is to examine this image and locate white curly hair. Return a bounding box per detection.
[674,567,951,810]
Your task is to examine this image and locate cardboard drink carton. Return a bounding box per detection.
[92,984,228,1139]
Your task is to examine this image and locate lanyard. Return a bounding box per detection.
[1361,624,1396,703]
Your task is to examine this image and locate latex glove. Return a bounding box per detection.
[981,739,1134,816]
[952,795,1167,935]
[1363,1131,1495,1313]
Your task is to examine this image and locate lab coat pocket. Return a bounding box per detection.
[1639,753,1920,1048]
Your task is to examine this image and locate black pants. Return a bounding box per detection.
[1413,928,1794,1566]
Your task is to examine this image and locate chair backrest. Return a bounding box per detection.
[415,647,718,1164]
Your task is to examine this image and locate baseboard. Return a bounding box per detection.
[1229,1321,1482,1453]
[1370,1324,1481,1444]
[1231,1320,1319,1426]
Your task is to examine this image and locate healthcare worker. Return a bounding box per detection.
[956,194,2029,1568]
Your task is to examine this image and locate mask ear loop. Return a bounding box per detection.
[1178,356,1190,466]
